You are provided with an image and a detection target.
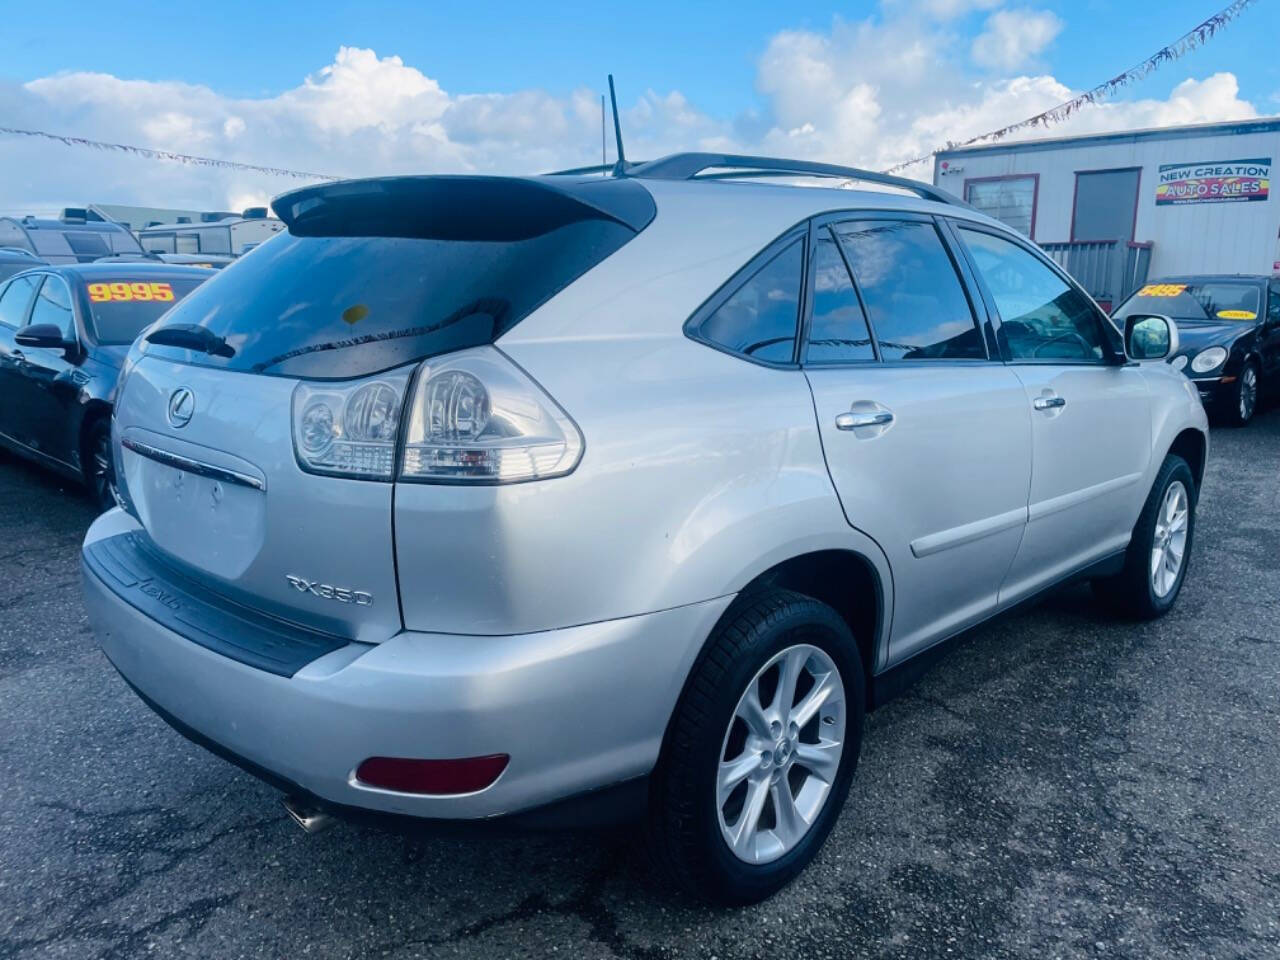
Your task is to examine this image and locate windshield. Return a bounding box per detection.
[1113,282,1261,323]
[87,277,208,345]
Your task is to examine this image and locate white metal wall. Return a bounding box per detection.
[935,126,1280,277]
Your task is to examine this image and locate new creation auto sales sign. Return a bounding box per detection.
[1155,158,1271,206]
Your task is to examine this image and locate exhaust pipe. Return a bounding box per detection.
[282,795,336,834]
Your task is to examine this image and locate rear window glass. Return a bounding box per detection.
[87,277,207,345]
[1113,282,1261,323]
[145,217,641,378]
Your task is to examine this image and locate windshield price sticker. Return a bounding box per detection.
[1137,284,1187,298]
[88,282,175,303]
[1217,309,1257,320]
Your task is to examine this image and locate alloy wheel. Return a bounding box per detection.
[1150,479,1189,598]
[716,643,846,864]
[1240,365,1258,422]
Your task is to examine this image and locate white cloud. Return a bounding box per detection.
[972,9,1064,71]
[0,9,1262,214]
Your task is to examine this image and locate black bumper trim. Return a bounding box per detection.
[84,532,348,678]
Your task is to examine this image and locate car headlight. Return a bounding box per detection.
[1170,355,1188,372]
[1190,346,1228,374]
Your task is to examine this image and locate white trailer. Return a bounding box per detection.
[138,208,285,257]
[934,117,1280,309]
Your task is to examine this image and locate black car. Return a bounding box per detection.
[0,263,212,507]
[1112,275,1280,425]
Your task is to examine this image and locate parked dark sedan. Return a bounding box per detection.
[1112,275,1280,425]
[0,263,212,507]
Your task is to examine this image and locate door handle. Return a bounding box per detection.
[835,410,894,430]
[1033,395,1066,411]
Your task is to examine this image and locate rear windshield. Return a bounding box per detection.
[1113,282,1261,323]
[87,277,207,345]
[143,178,651,379]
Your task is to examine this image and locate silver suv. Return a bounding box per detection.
[82,154,1208,904]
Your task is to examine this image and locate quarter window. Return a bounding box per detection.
[0,275,40,328]
[29,276,75,337]
[958,226,1106,363]
[806,231,875,363]
[834,219,985,361]
[697,239,803,364]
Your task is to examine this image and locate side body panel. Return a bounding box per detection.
[998,364,1152,607]
[807,364,1032,665]
[395,335,893,650]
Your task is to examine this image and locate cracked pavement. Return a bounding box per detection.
[1,409,1278,959]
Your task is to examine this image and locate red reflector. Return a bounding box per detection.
[355,754,509,795]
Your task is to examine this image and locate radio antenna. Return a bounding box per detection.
[608,75,626,177]
[601,94,607,176]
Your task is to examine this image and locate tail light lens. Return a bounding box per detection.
[400,347,583,484]
[291,366,413,480]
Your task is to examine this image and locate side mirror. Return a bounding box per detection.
[15,323,78,355]
[1124,313,1178,362]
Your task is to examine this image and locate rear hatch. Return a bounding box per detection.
[114,175,654,645]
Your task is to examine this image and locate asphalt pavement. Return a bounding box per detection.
[1,409,1278,959]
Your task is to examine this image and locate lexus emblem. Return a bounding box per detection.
[167,387,195,428]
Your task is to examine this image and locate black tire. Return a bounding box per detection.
[1092,454,1195,620]
[1226,360,1260,427]
[646,588,865,906]
[83,418,117,513]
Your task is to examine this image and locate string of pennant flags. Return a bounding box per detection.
[0,0,1261,184]
[0,123,341,182]
[881,0,1260,174]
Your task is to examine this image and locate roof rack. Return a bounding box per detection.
[623,152,968,207]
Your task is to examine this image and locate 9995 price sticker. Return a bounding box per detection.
[88,282,175,303]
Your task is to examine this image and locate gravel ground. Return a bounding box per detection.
[0,410,1277,960]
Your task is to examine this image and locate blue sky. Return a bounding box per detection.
[0,1,1274,209]
[2,1,1275,111]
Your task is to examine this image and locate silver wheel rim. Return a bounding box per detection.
[1150,480,1189,599]
[1240,366,1257,421]
[716,643,846,864]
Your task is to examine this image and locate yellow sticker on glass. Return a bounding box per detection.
[1217,309,1257,320]
[87,281,175,303]
[342,304,369,325]
[1137,284,1187,298]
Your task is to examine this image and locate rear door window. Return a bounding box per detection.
[834,219,985,360]
[696,239,803,364]
[805,230,875,363]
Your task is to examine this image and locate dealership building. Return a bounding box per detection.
[933,117,1278,310]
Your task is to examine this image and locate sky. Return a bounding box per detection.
[0,0,1276,213]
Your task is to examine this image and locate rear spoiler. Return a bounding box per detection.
[272,176,656,241]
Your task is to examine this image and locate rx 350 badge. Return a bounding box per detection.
[285,574,373,606]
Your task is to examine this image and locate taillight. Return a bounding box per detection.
[290,347,581,484]
[400,346,582,484]
[291,366,413,480]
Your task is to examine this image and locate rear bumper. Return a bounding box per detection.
[83,509,730,820]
